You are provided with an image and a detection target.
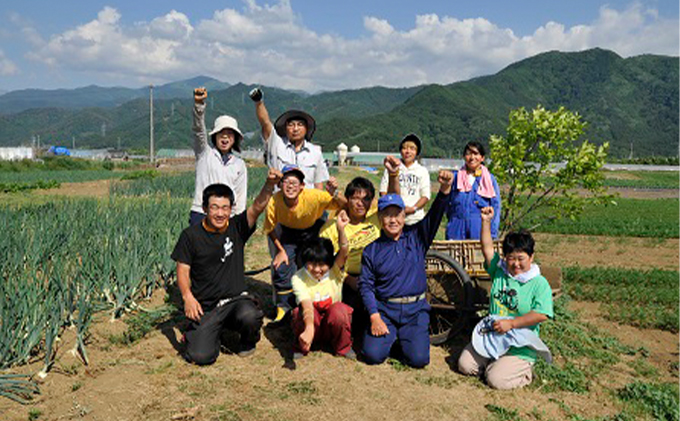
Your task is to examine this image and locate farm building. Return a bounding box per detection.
[0,147,34,160]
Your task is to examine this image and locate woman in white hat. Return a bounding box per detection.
[189,87,248,225]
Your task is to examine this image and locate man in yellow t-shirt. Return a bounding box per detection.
[319,177,380,336]
[265,165,347,322]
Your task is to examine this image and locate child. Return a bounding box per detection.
[379,134,431,225]
[291,210,355,360]
[457,206,553,389]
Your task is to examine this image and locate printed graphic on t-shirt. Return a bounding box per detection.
[313,291,333,311]
[399,172,422,197]
[221,237,234,262]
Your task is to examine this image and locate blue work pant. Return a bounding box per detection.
[362,299,430,368]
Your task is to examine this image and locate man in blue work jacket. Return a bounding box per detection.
[358,163,454,368]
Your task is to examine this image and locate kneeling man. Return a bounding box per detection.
[359,168,453,368]
[172,169,281,365]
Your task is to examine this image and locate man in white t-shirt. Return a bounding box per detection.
[379,134,431,225]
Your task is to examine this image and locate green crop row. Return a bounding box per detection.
[603,170,679,189]
[0,198,186,378]
[0,170,124,184]
[529,198,679,238]
[110,167,270,200]
[563,266,679,332]
[0,180,60,193]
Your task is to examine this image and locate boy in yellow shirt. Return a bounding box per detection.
[264,165,346,321]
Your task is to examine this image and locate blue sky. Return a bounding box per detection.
[0,0,677,92]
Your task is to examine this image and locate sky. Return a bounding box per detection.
[0,0,677,93]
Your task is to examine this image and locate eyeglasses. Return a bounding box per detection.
[282,179,301,187]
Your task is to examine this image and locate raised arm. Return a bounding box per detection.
[384,155,401,195]
[249,88,273,141]
[246,168,282,228]
[192,87,209,154]
[415,170,453,250]
[334,210,350,269]
[480,207,495,266]
[326,177,348,209]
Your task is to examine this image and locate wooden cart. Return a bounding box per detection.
[425,240,562,345]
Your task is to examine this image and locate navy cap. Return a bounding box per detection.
[377,193,405,211]
[281,164,305,182]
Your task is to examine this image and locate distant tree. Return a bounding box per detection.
[489,105,613,233]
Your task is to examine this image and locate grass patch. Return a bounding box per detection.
[530,198,679,238]
[618,381,679,421]
[414,374,459,389]
[485,404,526,421]
[533,295,638,394]
[108,305,179,345]
[564,267,679,332]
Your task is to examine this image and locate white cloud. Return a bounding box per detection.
[23,1,679,91]
[0,49,19,75]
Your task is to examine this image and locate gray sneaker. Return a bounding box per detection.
[339,349,357,361]
[237,346,256,358]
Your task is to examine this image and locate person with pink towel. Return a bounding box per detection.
[445,141,501,240]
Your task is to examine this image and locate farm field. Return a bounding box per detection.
[0,162,678,421]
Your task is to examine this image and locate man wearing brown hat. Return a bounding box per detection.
[249,87,329,189]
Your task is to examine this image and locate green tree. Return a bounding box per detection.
[489,105,612,233]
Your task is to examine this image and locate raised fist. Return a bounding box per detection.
[249,87,263,102]
[384,155,401,175]
[437,170,454,188]
[481,206,494,222]
[194,87,207,104]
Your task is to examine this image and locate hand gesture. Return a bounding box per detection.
[384,155,401,175]
[194,87,207,104]
[481,206,494,222]
[266,168,283,186]
[249,87,263,102]
[336,209,349,230]
[183,294,204,322]
[369,313,390,337]
[273,250,289,269]
[493,318,515,334]
[437,170,454,189]
[299,326,314,353]
[325,176,338,196]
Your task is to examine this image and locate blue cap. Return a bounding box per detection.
[377,193,405,211]
[281,164,305,182]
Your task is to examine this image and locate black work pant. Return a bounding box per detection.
[184,298,263,365]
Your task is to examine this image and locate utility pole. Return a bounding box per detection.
[149,84,154,164]
[72,136,75,150]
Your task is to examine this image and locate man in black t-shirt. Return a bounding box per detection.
[172,168,281,365]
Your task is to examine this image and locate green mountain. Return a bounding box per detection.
[316,48,679,157]
[0,76,230,114]
[0,49,677,158]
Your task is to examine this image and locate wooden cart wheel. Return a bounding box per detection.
[426,250,473,345]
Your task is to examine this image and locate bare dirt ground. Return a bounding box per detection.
[2,170,678,421]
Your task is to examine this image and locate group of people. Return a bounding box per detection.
[170,87,553,390]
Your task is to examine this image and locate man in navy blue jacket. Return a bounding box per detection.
[359,165,453,368]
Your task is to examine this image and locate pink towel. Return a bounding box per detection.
[456,165,497,199]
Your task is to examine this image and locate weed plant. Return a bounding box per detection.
[618,381,679,421]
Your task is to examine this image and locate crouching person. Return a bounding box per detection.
[291,210,355,360]
[359,169,454,368]
[457,207,553,389]
[171,169,282,365]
